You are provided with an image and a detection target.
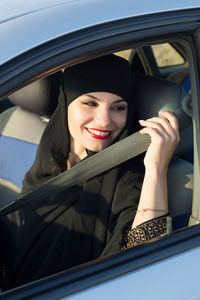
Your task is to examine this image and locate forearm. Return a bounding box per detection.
[131,167,168,229]
[121,167,169,250]
[122,111,179,249]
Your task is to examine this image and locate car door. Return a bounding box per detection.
[0,2,200,299]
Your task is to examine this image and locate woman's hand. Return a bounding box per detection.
[131,111,179,229]
[139,111,180,174]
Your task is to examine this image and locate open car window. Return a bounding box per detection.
[0,42,193,208]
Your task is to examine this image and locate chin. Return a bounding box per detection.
[86,141,112,152]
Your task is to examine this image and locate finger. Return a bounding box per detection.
[140,120,180,149]
[142,112,179,138]
[139,119,172,138]
[158,111,179,133]
[140,126,166,141]
[140,127,179,152]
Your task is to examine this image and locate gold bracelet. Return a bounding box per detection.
[137,208,168,216]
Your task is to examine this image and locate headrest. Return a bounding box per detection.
[8,73,61,116]
[134,73,186,119]
[133,73,193,157]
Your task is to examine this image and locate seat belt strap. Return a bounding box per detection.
[0,131,150,215]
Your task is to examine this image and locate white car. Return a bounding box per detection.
[0,1,200,299]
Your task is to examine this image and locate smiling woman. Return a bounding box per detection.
[0,54,179,290]
[67,92,128,159]
[22,54,133,194]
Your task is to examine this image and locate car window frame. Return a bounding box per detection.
[0,8,199,98]
[188,30,200,226]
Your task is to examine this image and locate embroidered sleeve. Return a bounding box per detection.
[121,215,171,249]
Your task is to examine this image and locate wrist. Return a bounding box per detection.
[132,207,168,228]
[145,165,168,179]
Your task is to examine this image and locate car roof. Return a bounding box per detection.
[0,0,200,65]
[1,0,200,23]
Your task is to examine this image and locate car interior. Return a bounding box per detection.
[0,41,194,287]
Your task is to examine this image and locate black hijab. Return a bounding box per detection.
[0,55,144,289]
[21,54,135,195]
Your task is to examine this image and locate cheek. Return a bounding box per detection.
[68,107,79,138]
[67,106,89,136]
[115,113,127,132]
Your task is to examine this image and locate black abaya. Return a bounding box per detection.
[0,55,144,289]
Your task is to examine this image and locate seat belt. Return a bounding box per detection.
[0,131,151,215]
[0,106,192,216]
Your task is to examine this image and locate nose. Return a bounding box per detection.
[94,106,111,128]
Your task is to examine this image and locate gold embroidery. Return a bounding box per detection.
[121,215,168,249]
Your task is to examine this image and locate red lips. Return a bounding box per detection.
[86,128,112,139]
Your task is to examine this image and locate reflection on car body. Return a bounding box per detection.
[0,0,200,299]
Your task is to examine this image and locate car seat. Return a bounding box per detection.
[0,75,60,206]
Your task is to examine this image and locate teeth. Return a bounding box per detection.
[89,129,110,136]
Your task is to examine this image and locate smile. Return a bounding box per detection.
[86,128,112,139]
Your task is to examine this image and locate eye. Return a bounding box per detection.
[111,105,127,112]
[82,101,97,107]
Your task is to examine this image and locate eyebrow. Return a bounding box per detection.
[84,93,126,104]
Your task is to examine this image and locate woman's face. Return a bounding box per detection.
[67,92,128,153]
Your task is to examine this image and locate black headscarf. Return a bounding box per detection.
[64,54,132,105]
[21,54,135,195]
[0,54,144,290]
